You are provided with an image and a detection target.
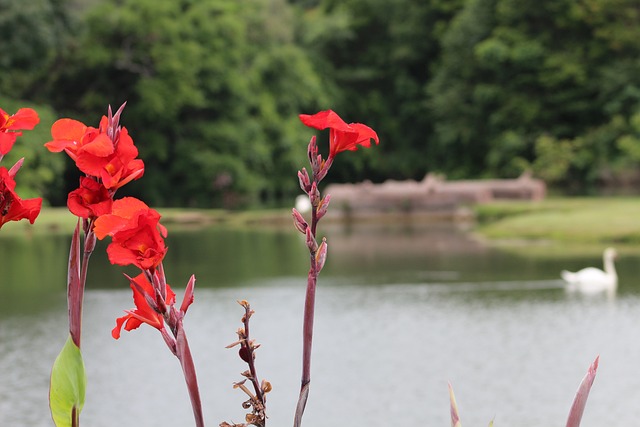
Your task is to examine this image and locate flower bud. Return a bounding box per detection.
[84,229,97,252]
[312,154,323,178]
[315,237,328,272]
[316,194,331,220]
[307,136,318,166]
[292,208,308,234]
[309,182,320,208]
[298,168,311,193]
[7,158,24,177]
[316,156,333,182]
[305,227,318,252]
[239,346,252,363]
[180,274,196,314]
[128,274,158,312]
[155,287,168,315]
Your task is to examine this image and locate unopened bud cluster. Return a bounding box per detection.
[291,135,335,274]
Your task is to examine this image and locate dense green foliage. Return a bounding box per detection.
[3,0,640,206]
[42,0,330,207]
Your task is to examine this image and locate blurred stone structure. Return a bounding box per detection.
[324,172,545,219]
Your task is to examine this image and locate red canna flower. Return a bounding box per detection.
[74,123,144,190]
[44,118,93,161]
[67,176,113,219]
[112,273,176,339]
[298,110,379,159]
[0,107,39,156]
[94,197,168,270]
[45,111,144,189]
[0,166,42,229]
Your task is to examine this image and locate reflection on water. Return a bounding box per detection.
[2,223,640,426]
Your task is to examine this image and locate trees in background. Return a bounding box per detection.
[3,0,640,206]
[428,0,640,189]
[297,0,464,183]
[41,0,329,207]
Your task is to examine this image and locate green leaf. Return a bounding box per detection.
[49,334,87,427]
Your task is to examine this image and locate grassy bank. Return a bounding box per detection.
[473,197,640,244]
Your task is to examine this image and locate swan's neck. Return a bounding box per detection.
[604,254,617,279]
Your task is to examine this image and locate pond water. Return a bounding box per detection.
[2,222,640,427]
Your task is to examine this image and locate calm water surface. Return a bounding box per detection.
[2,223,640,426]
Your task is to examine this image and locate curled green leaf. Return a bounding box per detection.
[50,334,86,427]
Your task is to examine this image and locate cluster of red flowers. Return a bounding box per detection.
[45,105,184,339]
[45,105,145,217]
[93,197,168,270]
[0,107,42,229]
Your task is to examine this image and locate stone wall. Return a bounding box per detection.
[324,172,546,216]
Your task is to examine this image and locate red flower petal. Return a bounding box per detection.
[0,132,17,156]
[112,315,130,339]
[299,110,352,132]
[112,273,172,339]
[50,118,87,142]
[67,177,113,219]
[7,108,39,130]
[94,215,127,240]
[348,123,380,148]
[113,197,149,217]
[79,133,115,157]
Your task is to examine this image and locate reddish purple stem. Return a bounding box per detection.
[294,194,320,427]
[151,266,205,427]
[242,304,265,406]
[68,219,96,348]
[175,322,205,427]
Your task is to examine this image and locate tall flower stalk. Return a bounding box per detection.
[292,110,379,427]
[47,104,204,427]
[48,104,141,427]
[94,200,204,427]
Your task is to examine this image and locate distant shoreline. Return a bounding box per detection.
[3,197,639,246]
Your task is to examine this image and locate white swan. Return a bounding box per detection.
[561,247,618,293]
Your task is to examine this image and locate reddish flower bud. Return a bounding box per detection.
[309,182,320,208]
[84,229,97,253]
[238,346,252,363]
[316,194,331,220]
[307,136,318,166]
[315,156,332,183]
[298,167,311,193]
[315,237,328,272]
[7,158,24,177]
[180,274,196,315]
[292,208,308,234]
